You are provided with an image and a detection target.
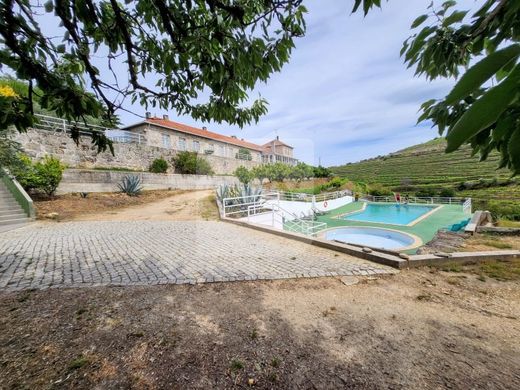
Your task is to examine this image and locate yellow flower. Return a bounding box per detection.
[0,85,19,98]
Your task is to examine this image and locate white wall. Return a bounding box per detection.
[241,195,353,229]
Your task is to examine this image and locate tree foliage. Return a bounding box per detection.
[356,0,520,175]
[0,0,306,143]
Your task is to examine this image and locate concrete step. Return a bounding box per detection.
[0,208,25,215]
[0,201,21,209]
[0,212,27,220]
[0,217,30,227]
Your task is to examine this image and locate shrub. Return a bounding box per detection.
[234,166,253,185]
[368,184,393,197]
[149,158,168,173]
[173,151,214,175]
[439,188,456,198]
[415,189,436,197]
[14,155,65,196]
[117,175,143,196]
[313,165,332,178]
[235,148,252,161]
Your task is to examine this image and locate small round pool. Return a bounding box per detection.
[324,227,418,250]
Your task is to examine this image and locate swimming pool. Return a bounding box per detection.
[324,227,417,250]
[343,203,437,225]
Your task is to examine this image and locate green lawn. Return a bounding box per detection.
[316,201,470,253]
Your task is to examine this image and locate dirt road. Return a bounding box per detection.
[0,267,519,389]
[74,189,216,221]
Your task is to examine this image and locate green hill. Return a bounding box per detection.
[330,138,520,219]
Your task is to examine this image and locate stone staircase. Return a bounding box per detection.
[0,180,32,228]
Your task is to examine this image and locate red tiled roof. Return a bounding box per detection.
[125,118,264,152]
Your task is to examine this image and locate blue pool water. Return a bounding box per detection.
[325,227,415,250]
[344,203,436,225]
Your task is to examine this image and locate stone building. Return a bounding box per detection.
[14,114,298,175]
[262,136,298,165]
[122,115,264,163]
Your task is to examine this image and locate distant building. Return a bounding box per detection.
[122,115,264,162]
[262,136,298,166]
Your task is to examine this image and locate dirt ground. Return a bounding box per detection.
[34,190,218,221]
[0,264,519,389]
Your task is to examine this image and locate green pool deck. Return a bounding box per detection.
[316,201,471,254]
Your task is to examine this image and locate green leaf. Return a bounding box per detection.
[411,14,428,29]
[445,44,520,105]
[446,64,520,153]
[508,126,520,175]
[442,10,468,27]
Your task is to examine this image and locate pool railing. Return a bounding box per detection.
[367,195,472,213]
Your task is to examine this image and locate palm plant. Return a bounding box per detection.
[117,175,143,196]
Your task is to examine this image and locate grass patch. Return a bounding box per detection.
[479,240,513,249]
[230,358,244,371]
[434,259,520,281]
[497,219,520,228]
[440,262,463,273]
[200,195,219,220]
[68,356,89,370]
[271,357,281,368]
[478,260,520,281]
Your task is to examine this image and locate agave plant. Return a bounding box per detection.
[117,175,143,197]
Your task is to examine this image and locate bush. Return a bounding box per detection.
[368,184,393,197]
[439,188,456,197]
[117,175,143,196]
[486,200,520,221]
[313,165,332,178]
[173,151,214,175]
[149,158,168,173]
[234,166,253,185]
[415,189,436,197]
[14,155,65,197]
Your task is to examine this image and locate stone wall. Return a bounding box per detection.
[57,169,240,194]
[13,128,261,175]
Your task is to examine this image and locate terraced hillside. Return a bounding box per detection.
[331,138,520,219]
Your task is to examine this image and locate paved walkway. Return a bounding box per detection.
[0,221,394,291]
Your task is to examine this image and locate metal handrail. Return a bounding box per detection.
[32,113,145,144]
[0,169,35,218]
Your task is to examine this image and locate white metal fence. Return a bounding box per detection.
[32,114,145,144]
[367,195,472,213]
[222,191,328,236]
[269,190,352,203]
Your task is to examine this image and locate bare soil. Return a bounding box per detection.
[34,190,218,222]
[1,266,519,389]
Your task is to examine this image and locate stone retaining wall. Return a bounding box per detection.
[57,169,239,194]
[14,128,260,175]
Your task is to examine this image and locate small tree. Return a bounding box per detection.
[173,151,214,175]
[234,166,253,185]
[149,157,168,173]
[313,165,332,178]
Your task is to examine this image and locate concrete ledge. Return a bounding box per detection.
[408,250,520,267]
[477,226,520,236]
[216,200,520,270]
[222,217,408,269]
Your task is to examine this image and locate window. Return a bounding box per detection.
[178,137,186,151]
[162,134,171,149]
[192,140,200,152]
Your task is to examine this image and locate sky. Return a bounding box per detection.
[23,0,481,167]
[115,0,466,167]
